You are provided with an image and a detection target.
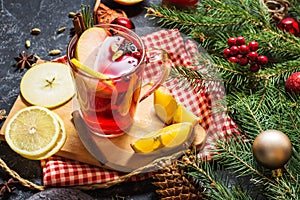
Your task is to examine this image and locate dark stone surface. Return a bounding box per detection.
[0,0,161,199]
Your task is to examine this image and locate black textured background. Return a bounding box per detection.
[0,0,162,199]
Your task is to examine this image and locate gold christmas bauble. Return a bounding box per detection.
[252,129,292,169]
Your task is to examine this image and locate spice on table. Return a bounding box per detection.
[68,11,76,18]
[0,109,6,120]
[14,51,37,69]
[31,28,41,35]
[0,178,19,196]
[49,49,62,56]
[25,40,31,48]
[57,26,67,34]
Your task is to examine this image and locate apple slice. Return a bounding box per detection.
[75,27,109,68]
[20,62,75,108]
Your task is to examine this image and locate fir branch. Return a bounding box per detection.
[148,1,300,198]
[81,5,93,29]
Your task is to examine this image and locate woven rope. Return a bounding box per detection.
[0,158,45,191]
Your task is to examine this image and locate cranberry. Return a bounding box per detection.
[239,45,250,55]
[236,36,246,46]
[229,56,239,63]
[133,51,142,60]
[238,56,249,66]
[257,55,268,65]
[250,63,260,72]
[248,41,259,51]
[223,48,231,58]
[230,46,239,56]
[227,37,237,47]
[248,51,258,61]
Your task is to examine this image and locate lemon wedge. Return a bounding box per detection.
[131,122,193,153]
[5,106,61,158]
[154,87,200,125]
[154,87,178,125]
[172,104,200,126]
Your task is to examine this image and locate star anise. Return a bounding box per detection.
[0,178,19,196]
[14,51,37,70]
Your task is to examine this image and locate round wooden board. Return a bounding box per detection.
[72,86,206,173]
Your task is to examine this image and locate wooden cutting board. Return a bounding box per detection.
[0,88,207,172]
[0,95,103,167]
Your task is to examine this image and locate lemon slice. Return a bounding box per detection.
[20,62,75,108]
[131,122,193,153]
[5,106,60,157]
[70,58,114,88]
[114,0,143,5]
[21,112,67,160]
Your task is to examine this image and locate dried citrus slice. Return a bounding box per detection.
[5,106,60,157]
[21,112,67,160]
[131,122,193,153]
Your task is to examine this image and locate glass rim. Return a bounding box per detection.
[67,24,146,81]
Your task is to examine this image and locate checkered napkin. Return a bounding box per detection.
[41,29,240,187]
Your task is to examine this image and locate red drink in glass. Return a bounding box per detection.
[67,24,171,137]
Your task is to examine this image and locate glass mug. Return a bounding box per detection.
[67,24,171,137]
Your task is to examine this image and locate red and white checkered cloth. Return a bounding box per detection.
[41,29,239,187]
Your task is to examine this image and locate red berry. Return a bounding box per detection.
[257,55,268,65]
[250,63,260,72]
[230,46,239,56]
[248,41,259,51]
[133,51,142,60]
[239,45,250,55]
[236,36,246,46]
[237,54,243,59]
[227,37,237,47]
[111,17,135,30]
[238,56,249,66]
[248,51,258,61]
[223,48,231,58]
[285,72,300,96]
[229,56,239,63]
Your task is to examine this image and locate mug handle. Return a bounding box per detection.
[139,48,172,102]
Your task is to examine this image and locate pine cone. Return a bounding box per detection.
[262,0,290,21]
[153,160,203,200]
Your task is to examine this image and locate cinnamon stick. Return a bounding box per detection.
[76,13,87,32]
[72,16,82,36]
